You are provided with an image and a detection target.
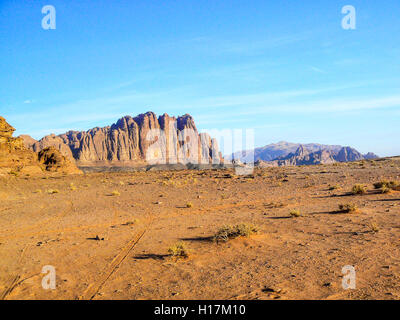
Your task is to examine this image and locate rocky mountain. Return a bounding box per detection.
[335,146,364,162]
[253,144,379,167]
[274,145,336,166]
[228,141,378,166]
[21,112,222,167]
[362,152,379,160]
[0,116,81,176]
[227,141,344,163]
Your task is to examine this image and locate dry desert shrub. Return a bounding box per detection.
[351,184,367,195]
[111,190,120,196]
[213,223,258,242]
[373,181,389,189]
[168,242,189,258]
[46,189,59,194]
[381,186,391,194]
[373,180,399,191]
[338,203,359,214]
[369,222,379,233]
[289,209,301,217]
[186,202,193,208]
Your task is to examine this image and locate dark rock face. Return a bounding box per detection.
[38,147,82,174]
[25,112,221,166]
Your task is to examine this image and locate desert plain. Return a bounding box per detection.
[1,157,400,300]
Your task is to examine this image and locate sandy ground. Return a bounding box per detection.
[1,157,400,300]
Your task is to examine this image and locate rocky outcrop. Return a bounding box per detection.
[27,112,222,166]
[38,147,82,174]
[0,117,41,175]
[0,116,81,176]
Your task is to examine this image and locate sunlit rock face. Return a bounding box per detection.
[27,112,221,166]
[0,116,81,175]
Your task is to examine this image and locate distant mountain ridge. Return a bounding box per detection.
[227,141,378,167]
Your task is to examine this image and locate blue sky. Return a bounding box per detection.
[1,0,399,156]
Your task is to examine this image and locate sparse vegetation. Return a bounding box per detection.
[351,184,367,195]
[122,219,138,226]
[381,186,391,194]
[328,185,340,191]
[369,222,379,233]
[69,183,77,191]
[373,180,399,191]
[111,190,120,196]
[186,202,193,208]
[289,209,301,217]
[46,189,59,194]
[213,223,258,242]
[168,242,189,258]
[338,203,359,214]
[373,181,389,189]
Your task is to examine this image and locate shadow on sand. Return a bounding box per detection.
[133,253,169,260]
[179,236,214,242]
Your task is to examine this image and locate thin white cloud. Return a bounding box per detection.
[310,66,326,74]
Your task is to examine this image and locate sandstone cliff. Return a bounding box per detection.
[0,116,81,176]
[25,112,222,167]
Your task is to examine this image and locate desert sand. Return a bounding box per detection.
[1,157,400,300]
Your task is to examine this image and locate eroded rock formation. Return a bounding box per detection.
[0,116,81,176]
[25,112,222,167]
